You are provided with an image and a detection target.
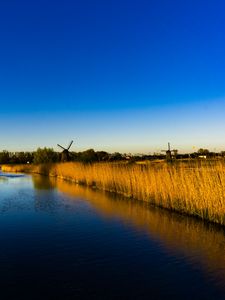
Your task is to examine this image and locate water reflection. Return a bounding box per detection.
[32,175,60,214]
[42,176,225,291]
[32,174,56,190]
[0,172,24,178]
[0,176,7,181]
[0,174,224,298]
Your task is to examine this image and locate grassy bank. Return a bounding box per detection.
[2,161,225,225]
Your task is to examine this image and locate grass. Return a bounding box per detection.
[2,160,225,225]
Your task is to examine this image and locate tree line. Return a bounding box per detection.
[0,148,125,164]
[0,147,225,165]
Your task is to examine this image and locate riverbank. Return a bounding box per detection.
[2,161,225,226]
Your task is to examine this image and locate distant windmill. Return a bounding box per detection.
[161,142,178,161]
[57,140,74,162]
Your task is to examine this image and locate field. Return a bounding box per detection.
[2,160,225,226]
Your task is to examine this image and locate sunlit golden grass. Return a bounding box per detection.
[2,161,225,225]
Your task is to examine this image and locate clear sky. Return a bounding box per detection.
[0,0,225,153]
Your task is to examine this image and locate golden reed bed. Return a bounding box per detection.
[2,161,225,225]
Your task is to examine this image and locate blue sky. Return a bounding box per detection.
[0,0,225,153]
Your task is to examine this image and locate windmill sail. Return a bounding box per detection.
[67,140,73,150]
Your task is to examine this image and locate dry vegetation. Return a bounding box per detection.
[2,160,225,225]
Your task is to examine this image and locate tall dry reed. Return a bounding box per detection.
[2,161,225,225]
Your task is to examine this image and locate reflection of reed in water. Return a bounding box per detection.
[51,177,225,290]
[32,174,56,190]
[32,175,59,214]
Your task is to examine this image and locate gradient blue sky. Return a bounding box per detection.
[0,0,225,153]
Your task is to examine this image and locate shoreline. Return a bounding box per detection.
[2,161,225,226]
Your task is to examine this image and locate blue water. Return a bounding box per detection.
[0,173,225,299]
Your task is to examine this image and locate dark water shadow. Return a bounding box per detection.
[31,175,59,214]
[32,174,56,190]
[0,172,25,178]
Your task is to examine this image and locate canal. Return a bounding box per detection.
[0,173,225,299]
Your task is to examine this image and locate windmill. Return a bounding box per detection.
[161,142,178,161]
[57,140,74,162]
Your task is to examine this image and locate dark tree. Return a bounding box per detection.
[0,151,10,164]
[198,148,209,155]
[33,148,58,164]
[96,151,109,161]
[80,149,98,163]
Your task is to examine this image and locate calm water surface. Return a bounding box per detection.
[0,173,225,299]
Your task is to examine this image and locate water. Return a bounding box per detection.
[0,173,225,299]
